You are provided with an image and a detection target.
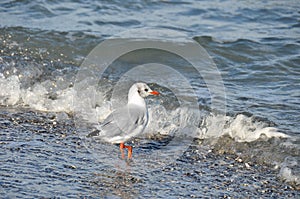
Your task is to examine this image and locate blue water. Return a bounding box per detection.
[0,0,299,198]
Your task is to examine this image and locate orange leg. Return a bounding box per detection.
[126,145,132,159]
[120,143,125,159]
[119,142,132,159]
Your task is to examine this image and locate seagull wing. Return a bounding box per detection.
[93,104,148,143]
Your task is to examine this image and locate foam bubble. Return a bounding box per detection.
[146,105,179,136]
[200,113,289,142]
[0,75,21,106]
[49,87,74,113]
[279,157,300,186]
[22,83,48,111]
[0,73,76,113]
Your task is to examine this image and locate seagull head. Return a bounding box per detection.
[128,82,160,104]
[135,82,160,98]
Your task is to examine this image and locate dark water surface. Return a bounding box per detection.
[0,0,299,198]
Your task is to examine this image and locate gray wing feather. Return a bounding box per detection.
[95,104,148,143]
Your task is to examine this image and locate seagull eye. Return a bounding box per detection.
[144,88,148,92]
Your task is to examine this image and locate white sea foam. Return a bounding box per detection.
[199,113,289,142]
[0,74,75,112]
[0,75,21,106]
[0,73,291,143]
[279,156,300,186]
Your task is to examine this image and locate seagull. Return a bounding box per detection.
[88,82,160,159]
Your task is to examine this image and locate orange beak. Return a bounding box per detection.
[150,90,160,96]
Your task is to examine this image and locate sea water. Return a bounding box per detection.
[0,0,299,198]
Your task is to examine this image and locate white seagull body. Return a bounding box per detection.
[88,82,160,158]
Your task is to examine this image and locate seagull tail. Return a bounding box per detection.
[87,129,100,137]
